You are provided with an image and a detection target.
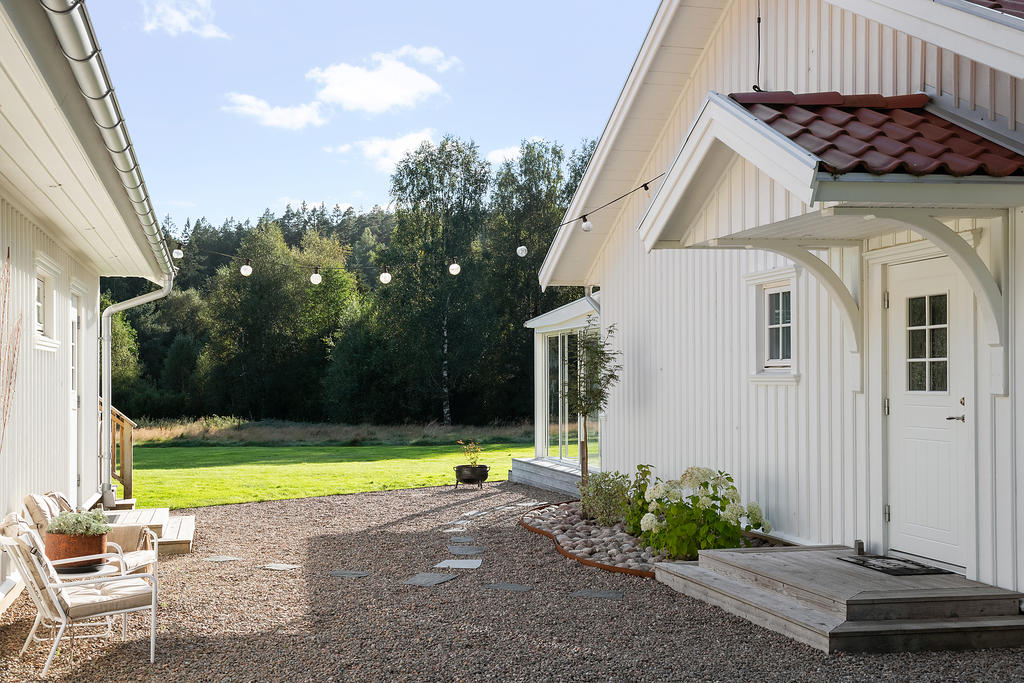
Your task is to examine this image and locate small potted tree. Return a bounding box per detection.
[45,509,111,568]
[454,439,489,488]
[565,318,622,487]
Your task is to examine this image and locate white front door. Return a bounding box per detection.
[886,257,973,569]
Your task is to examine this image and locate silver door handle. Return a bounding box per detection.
[946,415,965,422]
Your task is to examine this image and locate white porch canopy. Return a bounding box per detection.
[637,92,1024,394]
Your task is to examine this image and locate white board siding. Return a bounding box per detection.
[582,0,1024,587]
[0,194,100,585]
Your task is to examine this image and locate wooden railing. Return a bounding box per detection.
[98,399,136,499]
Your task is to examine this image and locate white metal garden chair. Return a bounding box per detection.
[0,525,157,677]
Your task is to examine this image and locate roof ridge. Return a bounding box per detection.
[729,91,931,109]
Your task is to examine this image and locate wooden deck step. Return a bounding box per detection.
[158,515,195,556]
[111,498,136,510]
[656,558,1024,653]
[698,547,1024,621]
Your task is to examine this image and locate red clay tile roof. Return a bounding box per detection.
[729,91,1024,178]
[962,0,1024,20]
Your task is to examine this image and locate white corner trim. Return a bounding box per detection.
[749,373,801,386]
[744,265,801,287]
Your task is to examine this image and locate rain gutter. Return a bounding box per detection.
[39,0,175,505]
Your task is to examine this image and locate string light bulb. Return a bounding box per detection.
[379,268,392,284]
[643,183,651,199]
[580,215,592,232]
[516,245,528,258]
[448,260,461,276]
[239,259,253,277]
[171,242,184,259]
[310,267,322,285]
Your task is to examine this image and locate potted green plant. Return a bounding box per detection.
[45,509,111,567]
[454,439,489,488]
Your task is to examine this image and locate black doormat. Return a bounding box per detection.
[838,555,954,576]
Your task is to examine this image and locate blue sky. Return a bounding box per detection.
[86,1,660,234]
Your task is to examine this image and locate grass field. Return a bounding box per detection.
[133,443,533,509]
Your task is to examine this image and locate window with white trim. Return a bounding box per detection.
[34,253,60,350]
[744,266,799,383]
[764,285,792,367]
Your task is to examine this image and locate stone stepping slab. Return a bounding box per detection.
[203,555,241,563]
[442,527,468,533]
[484,582,532,592]
[449,536,474,544]
[448,545,485,556]
[262,563,301,571]
[434,559,482,569]
[403,572,457,587]
[571,589,623,601]
[330,569,370,578]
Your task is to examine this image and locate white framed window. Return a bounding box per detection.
[764,286,793,367]
[745,266,800,384]
[34,252,60,351]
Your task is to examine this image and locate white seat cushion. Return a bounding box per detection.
[120,549,156,573]
[64,577,153,619]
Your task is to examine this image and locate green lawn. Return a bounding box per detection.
[132,443,533,509]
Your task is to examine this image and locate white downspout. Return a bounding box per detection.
[100,275,173,506]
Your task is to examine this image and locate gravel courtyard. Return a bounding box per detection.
[3,482,1024,682]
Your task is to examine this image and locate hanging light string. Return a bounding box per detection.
[169,171,666,283]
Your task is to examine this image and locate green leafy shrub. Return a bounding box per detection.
[577,471,630,526]
[624,464,654,536]
[640,467,770,560]
[46,510,112,537]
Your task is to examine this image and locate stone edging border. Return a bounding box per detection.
[518,502,655,579]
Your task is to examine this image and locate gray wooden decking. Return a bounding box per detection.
[656,546,1024,653]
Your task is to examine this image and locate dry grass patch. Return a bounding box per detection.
[135,417,533,447]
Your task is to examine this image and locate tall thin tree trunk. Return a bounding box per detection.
[441,310,451,426]
[579,413,589,486]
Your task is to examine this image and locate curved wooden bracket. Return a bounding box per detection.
[756,241,863,355]
[867,209,1005,348]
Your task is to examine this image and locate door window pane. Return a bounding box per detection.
[929,294,947,325]
[548,336,559,459]
[909,329,926,359]
[930,361,948,392]
[908,297,927,326]
[929,328,947,359]
[908,362,927,391]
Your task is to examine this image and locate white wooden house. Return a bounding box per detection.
[517,0,1024,592]
[0,0,174,612]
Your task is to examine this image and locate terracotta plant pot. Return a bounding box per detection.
[45,532,107,568]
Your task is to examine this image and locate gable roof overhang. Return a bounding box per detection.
[640,91,1024,251]
[0,0,172,283]
[538,0,729,290]
[823,0,1024,79]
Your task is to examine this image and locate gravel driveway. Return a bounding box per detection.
[2,481,1024,682]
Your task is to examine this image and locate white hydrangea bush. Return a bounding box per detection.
[640,466,771,560]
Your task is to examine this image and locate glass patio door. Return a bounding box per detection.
[546,331,600,469]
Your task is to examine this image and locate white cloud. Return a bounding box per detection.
[222,93,326,130]
[307,53,443,114]
[486,146,524,165]
[387,45,462,73]
[355,129,435,172]
[224,45,458,128]
[142,0,228,39]
[323,143,353,154]
[486,137,545,165]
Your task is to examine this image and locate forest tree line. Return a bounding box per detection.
[103,137,592,425]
